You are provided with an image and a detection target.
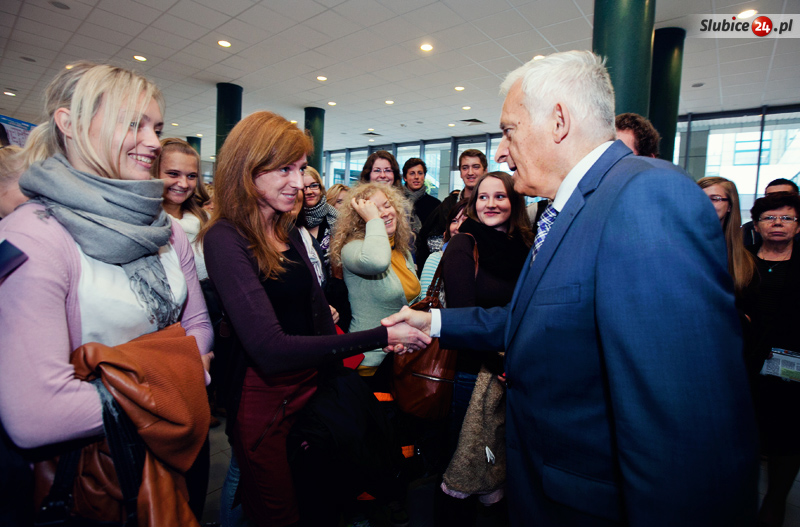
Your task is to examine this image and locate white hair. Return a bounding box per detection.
[500,51,616,142]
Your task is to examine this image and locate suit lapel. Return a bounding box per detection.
[504,141,631,347]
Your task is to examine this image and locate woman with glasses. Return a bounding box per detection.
[698,177,757,306]
[746,192,800,527]
[299,167,337,268]
[359,150,402,188]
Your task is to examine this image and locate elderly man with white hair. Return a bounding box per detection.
[384,50,758,526]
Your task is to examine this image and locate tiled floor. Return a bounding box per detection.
[202,420,800,526]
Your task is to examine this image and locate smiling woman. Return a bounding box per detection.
[0,61,212,523]
[199,111,428,526]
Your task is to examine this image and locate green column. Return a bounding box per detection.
[592,0,656,117]
[186,136,201,154]
[216,83,242,157]
[304,107,325,173]
[649,27,685,161]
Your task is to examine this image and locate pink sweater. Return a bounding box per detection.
[0,204,213,449]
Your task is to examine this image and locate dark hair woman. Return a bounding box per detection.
[200,111,427,527]
[359,150,402,188]
[437,171,533,523]
[744,192,800,527]
[402,157,441,236]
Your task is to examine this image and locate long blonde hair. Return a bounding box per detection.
[21,61,164,179]
[198,111,312,279]
[697,176,756,294]
[330,182,413,267]
[154,138,207,227]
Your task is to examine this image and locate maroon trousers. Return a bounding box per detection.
[232,367,317,527]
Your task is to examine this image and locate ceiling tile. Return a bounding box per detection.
[167,0,230,29]
[75,22,133,46]
[0,0,22,15]
[235,5,297,34]
[150,13,208,40]
[86,8,147,37]
[304,9,363,39]
[12,29,67,52]
[97,0,163,25]
[495,30,549,55]
[536,18,591,46]
[138,25,193,52]
[19,3,82,31]
[268,0,327,23]
[193,0,251,17]
[516,0,583,28]
[333,0,396,26]
[459,40,509,63]
[402,2,466,34]
[14,17,73,42]
[375,0,437,16]
[472,9,533,40]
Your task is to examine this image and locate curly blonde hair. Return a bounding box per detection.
[330,182,413,267]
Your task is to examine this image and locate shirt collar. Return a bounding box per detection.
[551,141,614,213]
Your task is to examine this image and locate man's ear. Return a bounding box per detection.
[53,107,73,139]
[552,103,570,144]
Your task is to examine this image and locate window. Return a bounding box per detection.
[348,149,368,185]
[329,152,346,185]
[424,141,450,200]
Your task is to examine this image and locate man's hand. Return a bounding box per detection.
[329,305,340,324]
[385,321,431,354]
[201,351,214,373]
[382,305,432,335]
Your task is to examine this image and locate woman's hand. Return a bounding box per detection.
[201,351,214,372]
[329,305,340,324]
[386,321,432,354]
[351,197,381,223]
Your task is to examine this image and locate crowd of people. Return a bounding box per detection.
[0,50,798,527]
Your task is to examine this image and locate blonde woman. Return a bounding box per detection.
[0,62,212,521]
[330,183,420,387]
[0,145,27,218]
[326,182,350,210]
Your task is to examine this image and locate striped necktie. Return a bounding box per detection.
[531,203,558,263]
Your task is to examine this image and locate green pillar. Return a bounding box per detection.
[304,107,325,173]
[186,136,201,154]
[592,0,655,117]
[216,83,242,157]
[649,27,685,161]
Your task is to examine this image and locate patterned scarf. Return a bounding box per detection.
[303,194,338,229]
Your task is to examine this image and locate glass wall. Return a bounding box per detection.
[348,149,368,185]
[423,141,451,200]
[674,110,800,223]
[396,144,421,169]
[328,151,346,185]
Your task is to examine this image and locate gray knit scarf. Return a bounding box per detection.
[19,154,181,329]
[404,186,426,204]
[303,194,338,229]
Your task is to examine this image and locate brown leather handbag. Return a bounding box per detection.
[391,262,456,420]
[392,240,478,421]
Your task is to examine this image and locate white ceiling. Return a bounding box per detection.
[1,0,798,162]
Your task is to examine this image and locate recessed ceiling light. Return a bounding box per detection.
[368,128,374,131]
[49,1,70,9]
[218,40,231,48]
[738,9,757,18]
[533,55,545,60]
[134,55,147,62]
[290,120,297,124]
[420,43,433,51]
[317,76,327,81]
[385,100,394,105]
[210,156,215,159]
[454,86,465,91]
[65,64,74,69]
[691,82,705,88]
[448,123,455,127]
[328,101,336,106]
[171,123,179,126]
[196,133,203,137]
[462,106,471,110]
[20,56,36,63]
[4,91,16,97]
[369,139,374,142]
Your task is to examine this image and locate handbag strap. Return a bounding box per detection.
[420,235,480,309]
[35,380,145,527]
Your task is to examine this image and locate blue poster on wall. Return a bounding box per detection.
[0,115,36,147]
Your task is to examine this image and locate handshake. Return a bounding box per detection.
[380,306,433,354]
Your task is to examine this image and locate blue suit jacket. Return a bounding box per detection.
[440,141,759,526]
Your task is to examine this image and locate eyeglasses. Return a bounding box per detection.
[372,168,394,175]
[304,183,320,191]
[709,196,729,202]
[758,215,798,223]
